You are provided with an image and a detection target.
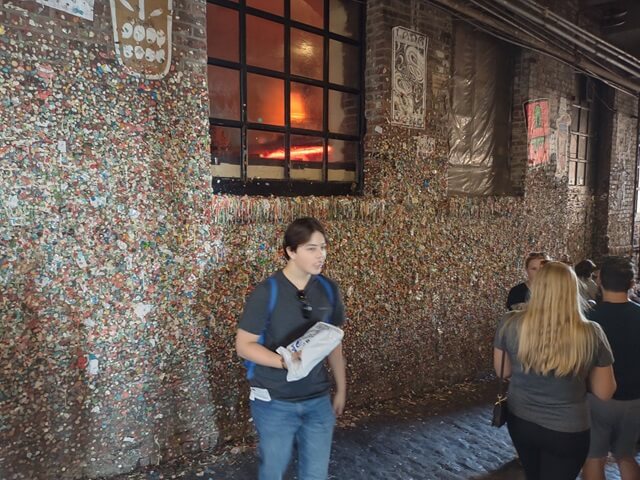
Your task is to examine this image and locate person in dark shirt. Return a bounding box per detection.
[583,256,640,480]
[506,252,550,310]
[235,217,346,480]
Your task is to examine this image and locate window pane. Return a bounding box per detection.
[291,135,324,181]
[329,40,359,87]
[328,89,358,135]
[328,139,357,182]
[329,0,360,38]
[247,130,285,179]
[247,0,283,16]
[570,107,579,132]
[247,74,284,125]
[291,29,324,80]
[210,126,241,178]
[579,109,589,134]
[292,0,324,28]
[577,162,586,186]
[291,83,323,131]
[570,134,578,158]
[578,136,587,160]
[208,65,240,120]
[206,4,238,62]
[246,15,284,71]
[568,161,576,185]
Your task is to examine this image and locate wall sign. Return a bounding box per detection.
[391,26,427,129]
[110,0,173,79]
[524,99,550,166]
[37,0,95,21]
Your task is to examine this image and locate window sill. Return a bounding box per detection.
[211,178,362,197]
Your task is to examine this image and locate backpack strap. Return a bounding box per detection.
[245,277,278,380]
[244,275,336,379]
[315,274,336,324]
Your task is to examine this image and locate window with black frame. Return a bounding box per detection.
[568,76,606,188]
[206,0,364,196]
[568,102,592,186]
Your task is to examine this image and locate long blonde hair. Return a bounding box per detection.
[517,261,597,377]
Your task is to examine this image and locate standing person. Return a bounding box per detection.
[494,261,616,480]
[506,252,550,310]
[235,217,346,480]
[575,259,599,304]
[582,256,640,480]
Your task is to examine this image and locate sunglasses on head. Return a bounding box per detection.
[297,290,313,319]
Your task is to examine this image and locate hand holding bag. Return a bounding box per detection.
[491,350,509,427]
[276,322,344,382]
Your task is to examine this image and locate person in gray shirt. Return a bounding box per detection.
[236,217,346,480]
[494,261,616,480]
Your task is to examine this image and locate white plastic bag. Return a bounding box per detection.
[276,322,344,382]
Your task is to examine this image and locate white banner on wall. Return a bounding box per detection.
[391,26,428,129]
[37,0,95,21]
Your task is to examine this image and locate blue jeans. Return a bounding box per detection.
[250,394,336,480]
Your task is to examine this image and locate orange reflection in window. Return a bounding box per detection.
[260,145,332,162]
[291,92,307,124]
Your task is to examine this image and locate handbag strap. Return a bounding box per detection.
[498,350,507,397]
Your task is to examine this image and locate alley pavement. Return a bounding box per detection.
[114,380,639,480]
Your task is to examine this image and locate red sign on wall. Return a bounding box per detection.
[524,99,550,166]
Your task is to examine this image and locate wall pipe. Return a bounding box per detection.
[466,0,617,78]
[469,0,576,55]
[472,0,640,85]
[512,0,640,69]
[491,0,640,80]
[485,0,640,71]
[508,0,640,74]
[427,0,640,95]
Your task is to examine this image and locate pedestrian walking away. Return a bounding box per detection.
[494,261,616,480]
[582,256,640,480]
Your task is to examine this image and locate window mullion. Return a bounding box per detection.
[322,0,330,183]
[284,0,291,181]
[240,0,248,181]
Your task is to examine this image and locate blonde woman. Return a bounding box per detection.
[494,261,616,480]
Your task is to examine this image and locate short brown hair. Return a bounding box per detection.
[599,256,635,292]
[283,217,327,260]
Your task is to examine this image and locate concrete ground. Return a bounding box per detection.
[112,380,638,480]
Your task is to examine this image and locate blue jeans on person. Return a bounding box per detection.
[250,394,336,480]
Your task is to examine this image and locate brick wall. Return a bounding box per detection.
[1,0,638,478]
[0,0,216,478]
[606,93,639,256]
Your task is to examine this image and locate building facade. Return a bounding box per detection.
[0,0,638,478]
